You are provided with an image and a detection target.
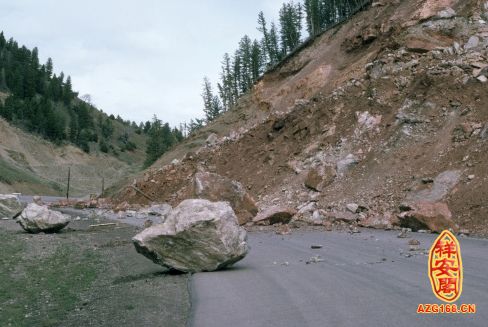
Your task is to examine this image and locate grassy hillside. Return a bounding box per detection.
[0,117,145,196]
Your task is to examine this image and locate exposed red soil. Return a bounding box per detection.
[114,0,488,236]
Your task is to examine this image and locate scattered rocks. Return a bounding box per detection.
[0,194,25,219]
[349,226,361,234]
[253,205,297,225]
[480,124,488,139]
[398,201,458,233]
[397,228,410,238]
[408,239,420,245]
[408,239,420,251]
[346,203,359,213]
[465,36,480,50]
[306,256,324,264]
[33,195,43,205]
[205,133,219,146]
[140,204,172,218]
[356,111,382,130]
[15,203,70,233]
[436,7,456,19]
[336,154,359,176]
[276,224,291,235]
[311,244,323,249]
[459,228,470,236]
[407,170,461,202]
[396,112,430,125]
[304,166,336,192]
[297,202,318,217]
[324,211,357,223]
[190,172,258,225]
[408,239,421,251]
[132,199,248,272]
[359,212,398,229]
[405,35,448,53]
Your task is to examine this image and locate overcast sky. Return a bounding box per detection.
[0,0,283,126]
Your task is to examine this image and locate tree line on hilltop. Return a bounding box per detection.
[0,31,183,167]
[198,0,370,125]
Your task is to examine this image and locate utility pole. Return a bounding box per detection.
[101,177,105,197]
[66,167,71,199]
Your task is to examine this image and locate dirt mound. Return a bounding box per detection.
[115,0,488,235]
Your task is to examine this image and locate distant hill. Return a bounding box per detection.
[0,31,149,158]
[0,32,155,196]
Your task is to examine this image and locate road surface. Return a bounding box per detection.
[18,195,80,204]
[190,229,488,327]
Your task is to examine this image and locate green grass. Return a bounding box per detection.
[0,159,40,185]
[0,230,101,327]
[0,159,63,193]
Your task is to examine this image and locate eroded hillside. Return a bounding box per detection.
[0,118,144,196]
[115,0,488,235]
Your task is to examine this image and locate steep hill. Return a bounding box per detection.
[115,0,488,235]
[0,117,146,196]
[0,33,150,196]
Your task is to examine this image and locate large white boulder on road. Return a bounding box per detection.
[16,203,70,233]
[0,194,25,219]
[132,199,249,273]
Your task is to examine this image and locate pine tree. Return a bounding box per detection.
[238,35,253,92]
[0,68,7,91]
[31,47,39,68]
[201,77,222,122]
[69,115,79,143]
[46,58,53,78]
[0,32,6,48]
[23,65,36,98]
[144,116,177,167]
[217,53,235,112]
[100,117,114,139]
[64,75,73,104]
[279,1,303,54]
[232,50,242,99]
[268,22,282,63]
[257,11,270,62]
[172,127,184,142]
[188,118,205,134]
[251,39,263,82]
[304,0,322,36]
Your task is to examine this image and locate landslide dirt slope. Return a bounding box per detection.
[115,0,488,235]
[0,118,143,196]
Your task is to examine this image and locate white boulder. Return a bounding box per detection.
[0,194,24,219]
[133,199,248,272]
[16,203,70,233]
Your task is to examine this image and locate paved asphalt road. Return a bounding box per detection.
[190,229,488,327]
[18,195,80,204]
